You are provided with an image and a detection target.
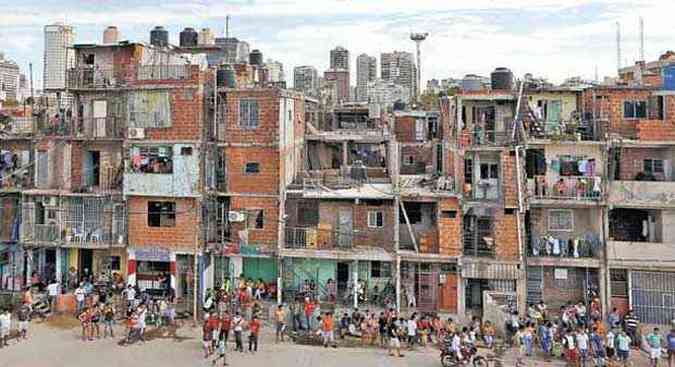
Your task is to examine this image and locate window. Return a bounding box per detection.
[130,146,173,174]
[180,147,193,156]
[610,269,628,297]
[644,159,664,175]
[548,209,573,231]
[148,201,176,227]
[297,200,319,226]
[504,208,515,215]
[480,163,499,179]
[403,155,414,166]
[623,100,647,119]
[441,210,457,219]
[239,99,259,128]
[371,261,392,278]
[367,211,384,228]
[648,96,665,120]
[247,209,264,229]
[127,91,172,128]
[399,202,422,224]
[415,119,425,141]
[110,256,121,271]
[559,155,586,177]
[245,162,260,174]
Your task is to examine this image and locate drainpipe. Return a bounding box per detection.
[515,145,527,315]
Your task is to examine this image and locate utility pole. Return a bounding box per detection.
[616,22,622,71]
[639,16,645,62]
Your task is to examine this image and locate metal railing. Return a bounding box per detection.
[77,117,124,138]
[0,117,36,136]
[470,128,509,146]
[528,235,600,258]
[531,175,602,201]
[285,227,309,249]
[67,66,132,89]
[34,224,59,242]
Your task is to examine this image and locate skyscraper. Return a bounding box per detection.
[356,54,377,101]
[293,65,319,97]
[324,69,350,103]
[265,59,285,83]
[43,23,74,91]
[330,46,350,71]
[380,51,415,103]
[0,53,20,101]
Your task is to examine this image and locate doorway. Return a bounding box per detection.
[466,279,490,314]
[84,151,100,187]
[337,262,350,300]
[79,249,93,280]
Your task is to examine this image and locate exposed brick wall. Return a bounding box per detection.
[637,95,675,140]
[394,116,417,142]
[400,145,432,175]
[70,142,83,188]
[127,196,199,251]
[223,89,281,145]
[144,86,204,141]
[581,88,653,139]
[438,197,462,257]
[225,146,280,194]
[619,147,673,180]
[540,266,587,312]
[229,196,279,252]
[493,210,520,260]
[501,150,519,207]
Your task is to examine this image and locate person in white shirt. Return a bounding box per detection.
[46,280,60,312]
[74,284,86,315]
[576,328,590,365]
[0,309,11,347]
[232,312,244,352]
[123,285,136,309]
[407,315,417,350]
[451,332,463,360]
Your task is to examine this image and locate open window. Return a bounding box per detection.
[147,201,176,227]
[623,100,647,119]
[247,209,264,229]
[367,211,384,228]
[130,146,173,174]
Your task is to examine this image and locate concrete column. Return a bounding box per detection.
[55,248,62,284]
[599,264,608,320]
[353,260,359,309]
[342,141,349,170]
[203,253,214,292]
[516,270,528,316]
[231,255,243,279]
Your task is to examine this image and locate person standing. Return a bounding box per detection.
[103,302,115,338]
[0,309,10,347]
[387,318,404,358]
[608,308,621,329]
[667,328,675,367]
[576,328,590,367]
[79,307,92,341]
[616,331,632,366]
[563,329,578,366]
[123,284,136,309]
[74,284,86,316]
[623,310,640,348]
[274,305,286,343]
[203,319,213,359]
[232,312,244,352]
[212,337,228,366]
[17,304,30,341]
[407,314,417,350]
[647,327,664,367]
[303,297,315,331]
[590,327,606,367]
[606,327,616,361]
[219,310,231,346]
[321,312,336,348]
[46,279,60,312]
[248,315,261,353]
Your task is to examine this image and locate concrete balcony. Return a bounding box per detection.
[608,180,675,208]
[607,240,675,268]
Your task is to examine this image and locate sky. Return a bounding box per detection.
[1,0,674,89]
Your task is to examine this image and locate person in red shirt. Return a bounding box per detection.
[321,312,336,348]
[220,310,231,344]
[248,315,262,353]
[202,320,213,358]
[207,312,221,350]
[304,297,315,330]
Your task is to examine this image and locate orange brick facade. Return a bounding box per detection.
[127,196,200,251]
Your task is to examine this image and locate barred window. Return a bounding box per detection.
[239,99,259,128]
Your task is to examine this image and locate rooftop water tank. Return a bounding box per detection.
[179,27,198,47]
[491,67,513,91]
[249,49,263,66]
[150,26,168,47]
[462,74,482,92]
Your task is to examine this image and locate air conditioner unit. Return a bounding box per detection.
[127,128,145,139]
[228,211,245,223]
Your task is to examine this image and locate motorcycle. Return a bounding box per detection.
[440,345,487,367]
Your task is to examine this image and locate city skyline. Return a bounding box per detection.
[1,0,674,89]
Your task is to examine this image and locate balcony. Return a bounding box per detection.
[530,175,603,203]
[136,65,191,81]
[34,224,59,243]
[76,117,124,139]
[0,116,36,137]
[284,227,352,250]
[67,64,192,89]
[467,129,509,147]
[607,240,675,267]
[608,180,675,208]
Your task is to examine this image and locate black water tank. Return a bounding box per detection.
[491,67,513,91]
[249,49,263,66]
[216,65,236,88]
[150,26,169,47]
[393,100,406,111]
[179,27,198,47]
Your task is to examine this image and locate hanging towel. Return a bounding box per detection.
[593,177,601,193]
[642,220,649,238]
[573,239,580,258]
[552,238,561,256]
[578,160,588,173]
[550,159,561,173]
[587,159,596,176]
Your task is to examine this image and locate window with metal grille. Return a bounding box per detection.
[148,201,176,227]
[463,215,494,257]
[239,99,259,128]
[371,261,391,278]
[480,163,499,179]
[644,159,664,175]
[367,211,384,228]
[623,100,647,119]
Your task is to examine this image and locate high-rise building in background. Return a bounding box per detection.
[324,69,350,103]
[330,46,350,72]
[214,37,250,64]
[293,65,319,97]
[198,28,215,45]
[380,51,415,103]
[103,26,119,44]
[43,23,74,91]
[264,59,285,83]
[0,52,20,101]
[356,53,377,101]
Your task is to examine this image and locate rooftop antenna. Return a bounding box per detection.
[594,65,599,82]
[225,15,230,38]
[639,16,645,61]
[616,21,622,71]
[410,32,429,102]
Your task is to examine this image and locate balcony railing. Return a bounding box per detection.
[137,65,191,81]
[285,227,310,249]
[34,224,59,242]
[67,66,133,89]
[531,175,602,201]
[284,227,352,250]
[0,117,36,136]
[77,117,124,139]
[608,180,675,207]
[470,129,509,146]
[529,234,601,258]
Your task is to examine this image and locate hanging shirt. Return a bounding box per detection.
[578,160,588,173]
